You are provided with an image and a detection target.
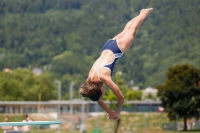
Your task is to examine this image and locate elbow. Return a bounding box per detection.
[119,94,124,101]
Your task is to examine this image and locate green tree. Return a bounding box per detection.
[0,68,56,101]
[103,71,142,104]
[157,64,200,131]
[125,89,142,100]
[1,0,200,93]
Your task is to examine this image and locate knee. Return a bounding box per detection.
[118,32,134,43]
[115,30,135,41]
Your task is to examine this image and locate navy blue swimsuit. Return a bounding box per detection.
[91,39,123,82]
[101,39,123,75]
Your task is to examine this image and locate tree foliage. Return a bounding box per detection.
[0,0,200,98]
[103,71,142,109]
[157,64,200,131]
[0,68,57,101]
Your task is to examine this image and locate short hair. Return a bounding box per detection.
[79,82,102,101]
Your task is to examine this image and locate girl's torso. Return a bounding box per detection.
[88,39,123,83]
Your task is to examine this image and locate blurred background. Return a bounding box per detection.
[0,0,200,133]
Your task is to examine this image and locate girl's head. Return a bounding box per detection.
[79,82,103,101]
[4,116,9,122]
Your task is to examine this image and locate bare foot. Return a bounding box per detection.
[140,8,153,17]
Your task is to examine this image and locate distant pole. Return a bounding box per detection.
[58,81,61,118]
[80,97,86,133]
[69,82,74,100]
[69,82,75,132]
[55,80,61,119]
[81,97,85,124]
[55,80,61,133]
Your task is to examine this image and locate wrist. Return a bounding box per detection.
[107,110,112,114]
[116,110,120,115]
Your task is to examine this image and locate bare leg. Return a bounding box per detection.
[113,8,153,52]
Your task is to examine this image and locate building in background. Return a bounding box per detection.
[0,100,161,114]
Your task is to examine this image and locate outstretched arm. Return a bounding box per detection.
[97,99,119,120]
[97,99,112,114]
[104,78,124,117]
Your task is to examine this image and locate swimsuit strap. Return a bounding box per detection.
[91,66,102,82]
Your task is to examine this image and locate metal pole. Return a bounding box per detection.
[58,81,61,119]
[70,82,74,100]
[70,82,74,132]
[81,97,85,124]
[80,97,85,133]
[55,80,61,133]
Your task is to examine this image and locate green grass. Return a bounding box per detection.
[1,113,199,133]
[1,128,199,133]
[85,113,170,132]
